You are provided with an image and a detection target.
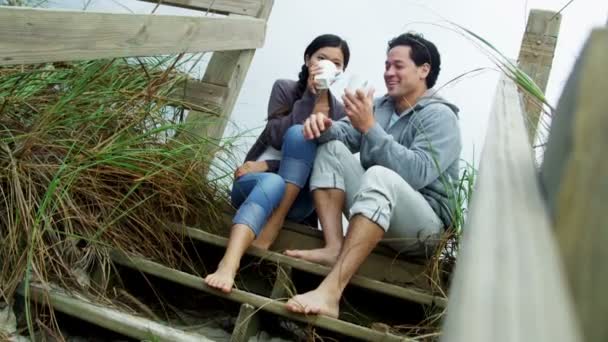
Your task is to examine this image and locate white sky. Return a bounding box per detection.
[46,0,608,165]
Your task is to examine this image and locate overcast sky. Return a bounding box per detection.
[45,0,608,165]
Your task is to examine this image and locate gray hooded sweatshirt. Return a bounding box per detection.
[318,92,462,227]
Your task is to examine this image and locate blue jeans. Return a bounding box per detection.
[231,125,316,236]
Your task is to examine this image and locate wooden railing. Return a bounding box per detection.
[0,0,274,140]
[442,27,607,342]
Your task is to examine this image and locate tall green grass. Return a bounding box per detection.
[0,56,232,336]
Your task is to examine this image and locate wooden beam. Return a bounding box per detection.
[22,284,212,342]
[517,9,561,141]
[171,79,227,108]
[0,6,266,66]
[542,28,608,342]
[186,0,273,140]
[138,0,263,17]
[111,252,411,342]
[168,224,445,308]
[270,265,292,300]
[440,77,581,342]
[230,303,260,342]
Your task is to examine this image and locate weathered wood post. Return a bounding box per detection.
[184,0,274,141]
[517,9,561,142]
[540,28,608,342]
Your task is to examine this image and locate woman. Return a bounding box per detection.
[205,34,350,293]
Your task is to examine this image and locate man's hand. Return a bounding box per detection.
[303,113,333,140]
[342,88,375,133]
[234,161,268,179]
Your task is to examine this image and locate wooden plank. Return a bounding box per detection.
[111,252,411,342]
[542,29,608,342]
[186,0,273,140]
[270,265,292,300]
[440,77,581,342]
[169,224,445,308]
[21,283,211,342]
[138,0,263,17]
[171,79,227,108]
[230,303,260,342]
[0,6,266,66]
[517,9,561,141]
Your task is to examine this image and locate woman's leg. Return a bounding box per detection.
[205,172,286,292]
[253,125,316,249]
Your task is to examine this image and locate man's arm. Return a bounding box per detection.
[360,104,461,190]
[317,117,362,153]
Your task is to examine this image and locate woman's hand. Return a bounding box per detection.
[306,63,323,95]
[234,161,269,179]
[303,113,333,140]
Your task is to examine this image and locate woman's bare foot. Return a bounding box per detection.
[285,288,340,318]
[284,247,340,266]
[204,261,237,293]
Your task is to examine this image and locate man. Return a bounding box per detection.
[284,32,462,318]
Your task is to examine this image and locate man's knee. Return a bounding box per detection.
[317,140,351,160]
[362,166,406,191]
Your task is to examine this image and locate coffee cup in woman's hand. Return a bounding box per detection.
[307,64,324,94]
[315,60,341,90]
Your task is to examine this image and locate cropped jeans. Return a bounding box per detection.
[230,125,316,236]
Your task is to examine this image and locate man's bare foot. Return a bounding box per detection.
[285,288,340,318]
[204,262,236,293]
[284,247,340,266]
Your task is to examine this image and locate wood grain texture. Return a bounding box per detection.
[111,251,411,342]
[547,29,608,342]
[517,9,561,141]
[0,6,266,65]
[138,0,263,16]
[440,77,581,342]
[167,223,445,308]
[23,284,211,342]
[185,0,273,140]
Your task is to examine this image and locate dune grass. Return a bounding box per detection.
[0,56,235,336]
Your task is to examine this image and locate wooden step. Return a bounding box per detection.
[20,283,211,342]
[110,251,413,342]
[168,223,446,308]
[215,213,433,290]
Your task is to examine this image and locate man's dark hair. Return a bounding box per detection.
[388,32,441,88]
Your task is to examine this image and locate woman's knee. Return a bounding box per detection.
[283,124,306,143]
[282,125,316,162]
[256,172,286,209]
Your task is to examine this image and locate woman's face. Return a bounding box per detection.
[305,46,345,71]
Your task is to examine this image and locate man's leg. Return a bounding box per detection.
[252,125,316,249]
[285,141,364,266]
[286,215,383,318]
[286,166,443,316]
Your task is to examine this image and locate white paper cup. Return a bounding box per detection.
[315,60,341,89]
[345,74,370,93]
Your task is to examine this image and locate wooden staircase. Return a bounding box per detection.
[25,220,446,341]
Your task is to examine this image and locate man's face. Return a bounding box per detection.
[384,46,429,100]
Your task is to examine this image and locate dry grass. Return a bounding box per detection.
[0,56,233,336]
